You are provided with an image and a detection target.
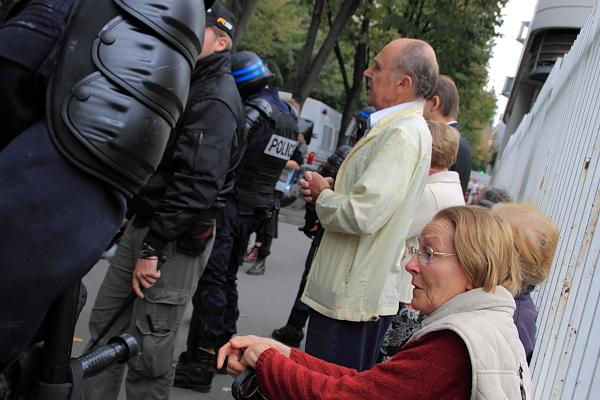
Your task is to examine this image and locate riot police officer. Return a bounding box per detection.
[174,50,299,393]
[81,3,245,399]
[0,0,207,372]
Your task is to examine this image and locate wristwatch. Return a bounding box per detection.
[140,242,166,263]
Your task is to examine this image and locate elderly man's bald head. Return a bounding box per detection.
[364,38,438,109]
[388,38,439,99]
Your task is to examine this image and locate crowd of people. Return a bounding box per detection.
[0,1,560,400]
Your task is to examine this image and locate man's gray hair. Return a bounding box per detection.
[394,41,439,99]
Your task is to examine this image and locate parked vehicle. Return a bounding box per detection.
[275,167,301,207]
[279,92,342,169]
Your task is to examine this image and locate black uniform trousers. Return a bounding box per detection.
[253,190,282,259]
[186,196,258,351]
[284,229,323,330]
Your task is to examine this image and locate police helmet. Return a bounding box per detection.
[231,51,274,95]
[355,106,375,141]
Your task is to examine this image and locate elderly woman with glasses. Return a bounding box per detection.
[218,206,534,399]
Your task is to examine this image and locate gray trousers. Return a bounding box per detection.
[83,222,214,400]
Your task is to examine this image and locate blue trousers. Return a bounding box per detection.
[305,310,393,371]
[0,122,125,366]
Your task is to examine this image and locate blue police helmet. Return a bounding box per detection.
[231,51,274,95]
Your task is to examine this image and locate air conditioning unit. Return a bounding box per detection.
[528,29,579,81]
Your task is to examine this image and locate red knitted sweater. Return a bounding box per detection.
[255,330,471,399]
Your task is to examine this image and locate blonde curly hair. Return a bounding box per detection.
[491,203,559,289]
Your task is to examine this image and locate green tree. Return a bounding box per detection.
[236,0,307,92]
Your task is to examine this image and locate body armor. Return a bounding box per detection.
[236,95,298,212]
[47,0,206,197]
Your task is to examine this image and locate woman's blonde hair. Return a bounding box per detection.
[427,120,459,169]
[435,206,522,295]
[491,203,559,288]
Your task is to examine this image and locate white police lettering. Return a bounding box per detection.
[264,134,297,160]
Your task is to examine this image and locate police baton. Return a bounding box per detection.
[88,292,137,350]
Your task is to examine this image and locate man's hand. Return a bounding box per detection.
[298,171,332,204]
[285,160,301,170]
[132,258,161,299]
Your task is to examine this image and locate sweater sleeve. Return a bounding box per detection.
[288,348,360,378]
[255,330,471,400]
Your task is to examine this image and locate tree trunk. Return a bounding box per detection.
[328,9,350,94]
[227,0,241,13]
[231,0,258,50]
[339,13,370,144]
[294,0,362,107]
[294,0,325,101]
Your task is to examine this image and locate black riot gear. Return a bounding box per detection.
[319,144,352,179]
[299,144,352,238]
[235,91,299,213]
[48,0,205,197]
[231,50,274,97]
[355,106,375,142]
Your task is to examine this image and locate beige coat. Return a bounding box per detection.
[301,102,431,321]
[410,286,533,400]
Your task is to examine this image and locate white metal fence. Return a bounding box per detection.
[492,2,600,399]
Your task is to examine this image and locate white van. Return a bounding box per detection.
[279,92,342,168]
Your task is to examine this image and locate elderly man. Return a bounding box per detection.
[423,75,472,195]
[298,38,438,371]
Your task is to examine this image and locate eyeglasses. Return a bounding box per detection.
[408,245,455,265]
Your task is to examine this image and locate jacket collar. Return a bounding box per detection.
[345,101,425,161]
[369,100,423,128]
[192,50,232,80]
[427,170,460,183]
[420,286,516,328]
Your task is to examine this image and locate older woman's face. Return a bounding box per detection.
[405,218,472,315]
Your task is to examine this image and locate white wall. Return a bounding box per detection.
[492,2,600,398]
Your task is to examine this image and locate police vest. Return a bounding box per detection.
[236,96,298,211]
[47,0,205,198]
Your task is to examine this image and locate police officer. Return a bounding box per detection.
[0,0,207,370]
[82,3,245,400]
[174,50,299,393]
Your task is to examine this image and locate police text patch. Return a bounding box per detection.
[264,134,297,160]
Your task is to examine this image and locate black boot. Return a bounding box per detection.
[271,325,304,347]
[173,349,215,393]
[246,258,266,275]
